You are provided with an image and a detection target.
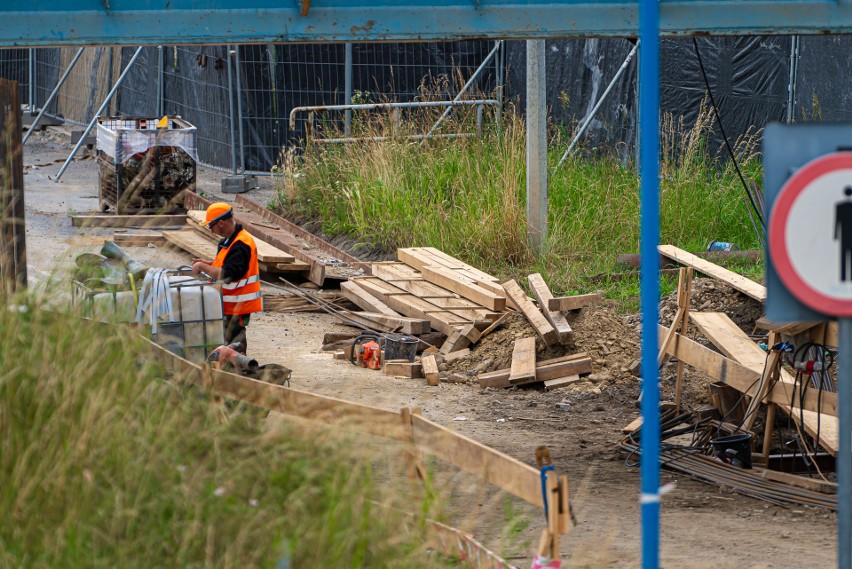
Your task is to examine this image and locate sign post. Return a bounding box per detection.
[766,144,852,569]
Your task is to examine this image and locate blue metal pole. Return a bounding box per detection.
[639,0,660,566]
[839,318,851,569]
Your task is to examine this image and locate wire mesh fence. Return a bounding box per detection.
[0,41,501,174]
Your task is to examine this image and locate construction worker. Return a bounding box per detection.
[191,202,262,354]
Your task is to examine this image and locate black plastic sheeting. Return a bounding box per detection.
[4,37,852,172]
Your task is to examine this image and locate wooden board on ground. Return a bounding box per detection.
[658,244,766,301]
[338,310,431,335]
[509,337,537,384]
[187,209,295,263]
[548,293,603,312]
[543,375,583,391]
[419,264,506,311]
[162,229,217,259]
[112,232,165,246]
[528,273,573,344]
[340,280,401,316]
[502,279,558,346]
[72,213,186,228]
[479,353,592,388]
[422,354,440,386]
[679,314,838,453]
[443,348,470,363]
[383,360,423,378]
[398,247,498,283]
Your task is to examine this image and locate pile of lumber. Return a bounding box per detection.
[647,244,841,499]
[328,247,600,389]
[183,192,367,285]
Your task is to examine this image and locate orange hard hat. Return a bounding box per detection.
[203,202,233,226]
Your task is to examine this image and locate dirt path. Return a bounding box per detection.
[22,128,837,568]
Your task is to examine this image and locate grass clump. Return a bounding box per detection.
[0,300,444,568]
[273,102,763,307]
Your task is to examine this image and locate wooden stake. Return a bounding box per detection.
[762,403,777,460]
[674,267,693,412]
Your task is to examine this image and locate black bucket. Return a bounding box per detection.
[710,433,753,469]
[383,333,419,363]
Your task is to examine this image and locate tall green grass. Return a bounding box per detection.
[273,104,763,304]
[0,300,446,568]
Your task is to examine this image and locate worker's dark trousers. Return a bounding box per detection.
[224,314,250,354]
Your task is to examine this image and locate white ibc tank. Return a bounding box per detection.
[145,274,225,363]
[90,290,137,322]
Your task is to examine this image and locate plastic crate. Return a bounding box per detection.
[96,116,197,214]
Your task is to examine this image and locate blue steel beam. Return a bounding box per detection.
[4,1,852,46]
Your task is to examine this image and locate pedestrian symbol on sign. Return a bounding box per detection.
[836,186,852,282]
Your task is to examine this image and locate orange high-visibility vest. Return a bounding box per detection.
[212,228,262,316]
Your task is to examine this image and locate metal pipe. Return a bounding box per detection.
[556,41,639,170]
[226,45,237,174]
[234,45,245,173]
[639,0,661,566]
[495,40,504,133]
[344,43,353,137]
[290,99,498,130]
[23,47,85,144]
[56,46,143,181]
[156,45,164,117]
[786,35,799,124]
[476,103,484,137]
[421,40,501,145]
[28,48,35,115]
[312,132,477,144]
[839,318,852,569]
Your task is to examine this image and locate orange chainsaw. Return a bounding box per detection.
[350,331,382,370]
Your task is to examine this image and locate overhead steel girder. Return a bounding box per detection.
[5,1,852,47]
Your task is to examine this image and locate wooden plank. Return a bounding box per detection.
[658,325,838,418]
[187,209,295,263]
[547,293,603,312]
[754,317,823,337]
[371,264,497,322]
[399,247,496,282]
[509,337,537,384]
[72,213,186,228]
[112,232,164,246]
[422,354,440,386]
[527,273,573,344]
[657,306,686,367]
[658,244,766,301]
[755,468,837,494]
[440,328,471,354]
[479,355,592,388]
[351,277,464,335]
[622,415,644,434]
[543,374,583,391]
[340,280,402,317]
[411,414,543,508]
[502,279,558,346]
[480,312,511,339]
[338,310,431,335]
[235,194,364,267]
[443,348,470,362]
[420,264,506,311]
[667,316,839,453]
[162,229,217,259]
[383,360,423,378]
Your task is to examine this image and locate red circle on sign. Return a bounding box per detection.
[768,152,852,316]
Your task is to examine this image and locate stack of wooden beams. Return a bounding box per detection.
[182,192,367,285]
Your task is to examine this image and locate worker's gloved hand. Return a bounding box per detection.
[190,260,208,276]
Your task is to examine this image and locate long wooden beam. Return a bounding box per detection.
[658,244,766,301]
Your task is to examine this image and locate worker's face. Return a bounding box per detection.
[208,218,229,237]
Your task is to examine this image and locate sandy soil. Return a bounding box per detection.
[21,126,837,568]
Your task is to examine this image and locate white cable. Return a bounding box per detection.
[135,268,175,333]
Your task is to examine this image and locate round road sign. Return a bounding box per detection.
[769,151,852,316]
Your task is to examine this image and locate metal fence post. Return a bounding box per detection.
[27,49,35,115]
[526,40,548,253]
[22,47,85,144]
[344,43,353,137]
[234,45,245,173]
[495,40,504,133]
[156,45,164,117]
[106,47,114,116]
[786,35,799,124]
[227,45,238,174]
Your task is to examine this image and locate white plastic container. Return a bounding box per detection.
[89,290,137,322]
[148,275,224,363]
